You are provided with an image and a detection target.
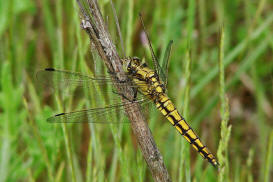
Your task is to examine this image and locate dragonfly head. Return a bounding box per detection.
[122,57,141,73]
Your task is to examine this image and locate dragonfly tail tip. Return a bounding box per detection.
[213,161,220,169]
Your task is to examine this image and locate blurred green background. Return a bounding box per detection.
[0,0,272,181]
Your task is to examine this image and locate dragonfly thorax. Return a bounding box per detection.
[121,57,166,97]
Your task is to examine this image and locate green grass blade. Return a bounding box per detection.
[217,27,232,182]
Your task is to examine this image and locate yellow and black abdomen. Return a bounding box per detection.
[155,94,218,167]
[129,60,218,167]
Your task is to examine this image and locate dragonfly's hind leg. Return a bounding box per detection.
[112,88,138,102]
[133,87,138,100]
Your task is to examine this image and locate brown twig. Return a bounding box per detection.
[76,0,171,181]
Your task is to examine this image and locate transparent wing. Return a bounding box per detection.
[37,68,152,123]
[139,14,161,78]
[47,98,151,123]
[36,68,150,90]
[160,40,173,85]
[139,14,172,85]
[37,68,116,88]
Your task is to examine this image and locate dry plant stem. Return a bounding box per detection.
[76,0,171,181]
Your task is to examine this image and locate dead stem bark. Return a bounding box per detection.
[76,0,171,181]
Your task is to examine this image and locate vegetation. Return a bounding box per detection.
[0,0,272,181]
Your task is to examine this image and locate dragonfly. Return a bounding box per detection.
[37,13,219,168]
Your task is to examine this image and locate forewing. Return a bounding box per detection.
[36,68,150,90]
[139,15,173,86]
[139,14,161,78]
[36,68,113,89]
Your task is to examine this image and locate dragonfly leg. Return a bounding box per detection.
[112,90,137,102]
[106,70,132,84]
[107,70,116,75]
[133,88,138,101]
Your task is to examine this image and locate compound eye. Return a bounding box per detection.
[132,57,141,65]
[132,57,140,61]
